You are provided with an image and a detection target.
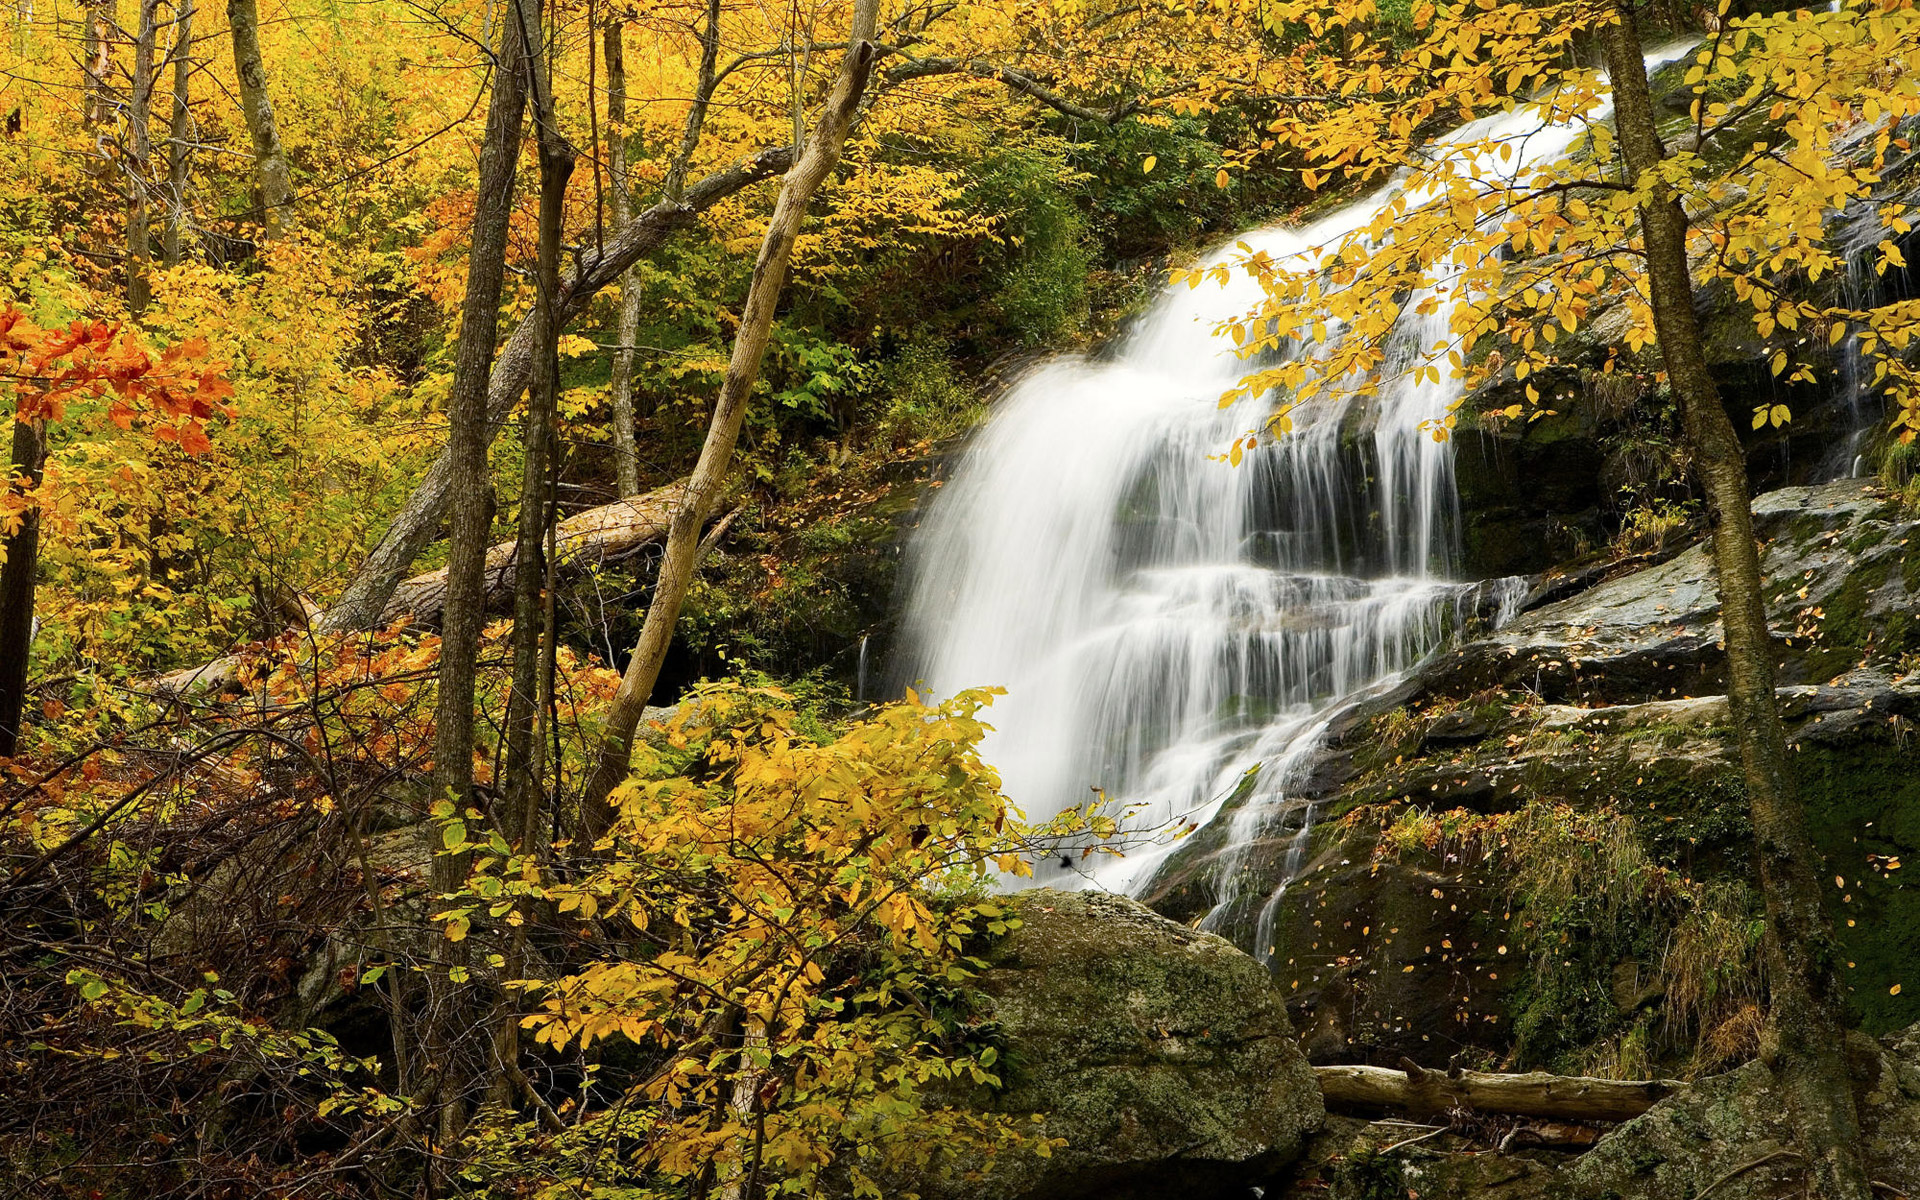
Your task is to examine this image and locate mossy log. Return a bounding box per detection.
[1315,1060,1683,1121]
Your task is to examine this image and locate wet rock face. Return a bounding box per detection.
[912,889,1324,1200]
[1433,480,1920,707]
[1142,481,1920,1070]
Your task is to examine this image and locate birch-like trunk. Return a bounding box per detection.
[602,18,642,496]
[579,0,882,836]
[124,0,157,313]
[161,0,192,264]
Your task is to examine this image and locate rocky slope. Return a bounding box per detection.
[1143,479,1920,1074]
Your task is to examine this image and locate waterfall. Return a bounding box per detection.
[1824,190,1909,479]
[895,46,1696,950]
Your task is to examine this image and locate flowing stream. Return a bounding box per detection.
[896,46,1696,952]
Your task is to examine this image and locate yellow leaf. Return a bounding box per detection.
[1143,155,1158,174]
[1216,168,1231,189]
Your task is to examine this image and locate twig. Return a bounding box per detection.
[1379,1124,1453,1154]
[1695,1149,1804,1200]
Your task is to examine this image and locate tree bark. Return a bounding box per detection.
[423,0,533,1160]
[578,0,881,839]
[319,145,794,633]
[501,10,575,848]
[83,0,117,130]
[124,0,158,313]
[1599,8,1871,1200]
[602,17,642,497]
[1314,1062,1682,1122]
[0,418,46,758]
[603,0,717,498]
[227,0,292,238]
[429,0,530,813]
[161,0,192,265]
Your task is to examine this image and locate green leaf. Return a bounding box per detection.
[442,819,467,850]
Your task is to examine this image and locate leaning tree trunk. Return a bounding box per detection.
[161,0,192,265]
[578,0,882,838]
[0,418,45,758]
[1600,8,1871,1200]
[1314,1062,1682,1122]
[318,145,795,633]
[227,0,292,238]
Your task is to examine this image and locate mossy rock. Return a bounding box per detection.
[909,889,1324,1200]
[1559,1026,1920,1199]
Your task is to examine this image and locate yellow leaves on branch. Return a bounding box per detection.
[1212,0,1920,451]
[419,682,1111,1191]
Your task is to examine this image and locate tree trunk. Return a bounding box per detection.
[1599,8,1871,1200]
[124,0,158,313]
[487,14,574,1111]
[423,0,532,1162]
[161,0,192,265]
[319,145,794,633]
[578,0,881,838]
[1314,1062,1682,1122]
[501,14,575,850]
[0,418,45,759]
[227,0,291,238]
[602,17,642,497]
[83,0,117,130]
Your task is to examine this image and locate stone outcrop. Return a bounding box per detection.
[906,889,1324,1200]
[1143,480,1920,1071]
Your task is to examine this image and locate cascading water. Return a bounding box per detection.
[1823,187,1912,479]
[896,46,1696,955]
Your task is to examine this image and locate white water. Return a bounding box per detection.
[896,46,1694,949]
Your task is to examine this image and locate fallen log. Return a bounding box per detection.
[378,480,690,628]
[150,480,720,695]
[1314,1060,1683,1122]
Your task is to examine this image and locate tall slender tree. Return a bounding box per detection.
[601,16,642,497]
[1597,10,1868,1195]
[227,0,291,238]
[422,0,534,1158]
[123,0,158,313]
[161,0,192,265]
[580,0,883,836]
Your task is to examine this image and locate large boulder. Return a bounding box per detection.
[915,888,1324,1200]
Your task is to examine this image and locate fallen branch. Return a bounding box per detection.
[1314,1060,1683,1122]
